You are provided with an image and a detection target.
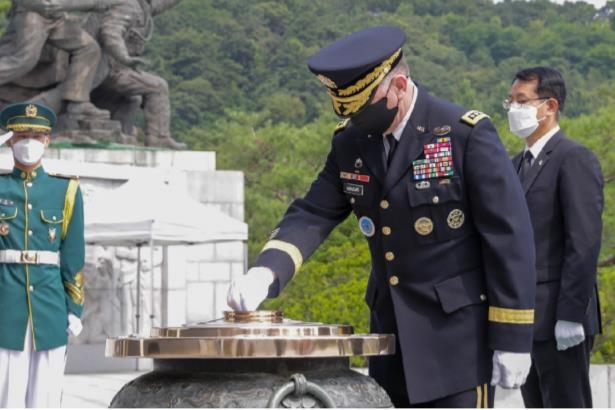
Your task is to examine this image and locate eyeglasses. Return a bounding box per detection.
[502,97,549,110]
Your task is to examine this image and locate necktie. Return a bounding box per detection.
[518,150,533,180]
[386,134,397,167]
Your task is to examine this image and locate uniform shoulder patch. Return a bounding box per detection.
[333,118,350,135]
[460,110,489,126]
[48,172,79,180]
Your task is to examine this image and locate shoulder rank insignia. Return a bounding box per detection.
[460,110,489,126]
[333,118,350,135]
[48,172,79,179]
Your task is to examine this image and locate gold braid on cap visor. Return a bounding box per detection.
[7,114,52,132]
[328,48,402,117]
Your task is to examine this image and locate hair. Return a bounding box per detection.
[377,57,410,92]
[513,66,566,112]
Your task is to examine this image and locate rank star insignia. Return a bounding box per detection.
[0,223,8,236]
[355,158,363,169]
[48,227,56,242]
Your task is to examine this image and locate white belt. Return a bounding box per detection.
[0,250,60,266]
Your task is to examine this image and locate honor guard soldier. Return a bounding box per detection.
[228,26,537,407]
[0,102,85,408]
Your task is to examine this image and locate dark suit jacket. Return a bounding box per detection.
[256,85,537,403]
[512,131,603,341]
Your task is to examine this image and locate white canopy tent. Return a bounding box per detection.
[84,177,248,332]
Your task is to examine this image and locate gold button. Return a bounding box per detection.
[29,285,34,292]
[26,182,32,188]
[380,200,389,209]
[350,197,355,204]
[27,203,32,210]
[382,226,391,235]
[432,196,439,204]
[389,276,399,286]
[52,216,56,220]
[385,251,395,261]
[480,294,487,301]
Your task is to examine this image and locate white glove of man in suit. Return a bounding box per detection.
[67,313,83,336]
[491,350,532,389]
[227,267,275,311]
[555,320,585,351]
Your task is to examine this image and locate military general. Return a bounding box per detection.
[227,26,537,407]
[0,102,85,408]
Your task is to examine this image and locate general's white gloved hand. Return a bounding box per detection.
[490,350,531,389]
[555,320,585,351]
[227,267,275,311]
[67,313,83,336]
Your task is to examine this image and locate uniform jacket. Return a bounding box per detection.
[255,85,536,403]
[512,131,603,341]
[0,166,85,351]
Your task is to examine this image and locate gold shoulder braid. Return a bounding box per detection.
[62,179,79,240]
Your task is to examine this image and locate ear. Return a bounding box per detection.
[43,135,51,147]
[391,74,408,94]
[546,98,559,115]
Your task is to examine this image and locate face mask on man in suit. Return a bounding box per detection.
[507,100,547,139]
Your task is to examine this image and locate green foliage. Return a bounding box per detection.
[152,0,615,361]
[593,267,615,363]
[3,0,615,361]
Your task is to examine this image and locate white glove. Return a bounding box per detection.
[555,320,585,351]
[0,131,12,146]
[490,350,531,389]
[67,313,83,336]
[226,267,275,311]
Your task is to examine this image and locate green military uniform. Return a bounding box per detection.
[0,103,85,352]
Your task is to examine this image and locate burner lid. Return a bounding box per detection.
[106,311,395,359]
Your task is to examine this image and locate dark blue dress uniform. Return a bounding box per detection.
[253,27,537,405]
[0,103,85,352]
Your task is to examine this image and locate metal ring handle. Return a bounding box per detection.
[267,373,335,408]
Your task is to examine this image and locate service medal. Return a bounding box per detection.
[414,217,433,236]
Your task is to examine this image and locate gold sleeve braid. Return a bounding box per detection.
[65,273,85,305]
[262,240,303,275]
[488,306,534,324]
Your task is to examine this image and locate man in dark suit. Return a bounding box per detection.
[228,26,537,407]
[507,66,603,408]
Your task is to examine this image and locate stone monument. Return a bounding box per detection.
[0,0,185,149]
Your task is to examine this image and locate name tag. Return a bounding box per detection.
[343,183,364,196]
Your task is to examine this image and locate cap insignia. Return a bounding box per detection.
[25,104,37,117]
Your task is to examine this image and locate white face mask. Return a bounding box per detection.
[507,102,546,139]
[12,139,46,166]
